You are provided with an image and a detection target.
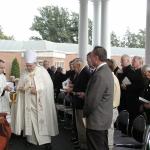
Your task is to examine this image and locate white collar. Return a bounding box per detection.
[96,62,106,71]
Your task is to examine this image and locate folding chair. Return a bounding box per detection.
[56,92,73,129]
[131,115,146,143]
[116,110,129,135]
[116,114,146,149]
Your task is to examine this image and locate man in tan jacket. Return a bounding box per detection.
[106,59,120,150]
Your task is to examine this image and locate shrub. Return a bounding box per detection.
[10,58,20,78]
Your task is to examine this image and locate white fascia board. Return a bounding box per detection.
[0,49,24,52]
[22,51,66,59]
[37,52,66,58]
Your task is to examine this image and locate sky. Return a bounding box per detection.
[0,0,147,40]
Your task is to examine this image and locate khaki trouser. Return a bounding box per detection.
[108,108,118,149]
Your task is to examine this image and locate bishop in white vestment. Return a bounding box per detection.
[11,50,59,147]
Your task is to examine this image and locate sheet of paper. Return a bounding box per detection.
[82,118,86,127]
[122,77,131,85]
[139,96,150,103]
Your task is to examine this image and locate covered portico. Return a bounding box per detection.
[78,0,111,61]
[78,0,150,63]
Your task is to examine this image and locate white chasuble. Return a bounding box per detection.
[11,66,59,145]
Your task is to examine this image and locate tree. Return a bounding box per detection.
[29,36,42,40]
[111,29,145,48]
[30,6,92,44]
[111,31,120,47]
[122,29,145,48]
[123,29,138,48]
[0,25,14,40]
[67,12,79,43]
[11,58,20,78]
[136,29,145,48]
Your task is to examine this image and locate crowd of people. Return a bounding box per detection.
[0,46,150,150]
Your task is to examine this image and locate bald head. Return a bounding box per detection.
[121,54,131,68]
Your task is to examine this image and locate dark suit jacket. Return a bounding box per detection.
[140,79,150,124]
[47,68,55,82]
[72,66,91,109]
[65,70,75,82]
[118,65,144,112]
[53,71,66,91]
[83,64,114,131]
[140,80,150,103]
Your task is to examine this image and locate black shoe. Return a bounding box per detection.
[39,143,52,150]
[73,141,79,145]
[71,138,78,142]
[45,143,52,150]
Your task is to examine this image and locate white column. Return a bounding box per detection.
[101,0,111,58]
[92,0,101,48]
[145,0,150,64]
[78,0,88,62]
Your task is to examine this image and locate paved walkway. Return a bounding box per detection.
[9,125,142,150]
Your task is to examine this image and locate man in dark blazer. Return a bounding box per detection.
[72,59,91,110]
[83,46,114,150]
[67,58,91,150]
[65,60,76,82]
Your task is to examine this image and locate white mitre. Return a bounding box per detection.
[24,50,37,63]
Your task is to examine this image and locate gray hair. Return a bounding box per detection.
[93,46,107,62]
[73,58,84,65]
[141,64,150,73]
[133,56,143,65]
[121,54,130,60]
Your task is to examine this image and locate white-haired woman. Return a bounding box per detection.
[140,64,150,124]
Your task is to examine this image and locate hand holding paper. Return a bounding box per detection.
[139,96,150,103]
[122,77,131,86]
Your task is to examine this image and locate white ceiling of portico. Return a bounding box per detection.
[89,0,101,2]
[89,0,108,2]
